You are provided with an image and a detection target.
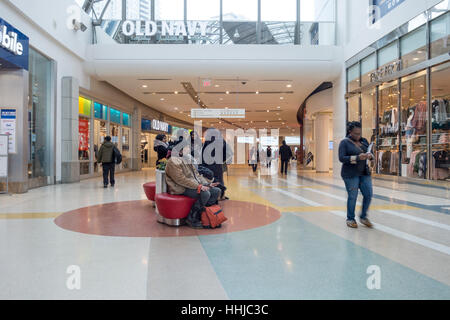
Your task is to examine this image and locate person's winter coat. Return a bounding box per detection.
[97,141,115,163]
[165,155,212,195]
[279,144,293,161]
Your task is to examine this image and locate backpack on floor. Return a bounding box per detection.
[201,204,227,229]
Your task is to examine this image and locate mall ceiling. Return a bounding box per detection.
[88,45,342,135]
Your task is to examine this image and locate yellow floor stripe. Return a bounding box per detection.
[0,212,62,219]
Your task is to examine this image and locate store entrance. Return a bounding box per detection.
[141,133,157,168]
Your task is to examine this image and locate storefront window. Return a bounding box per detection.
[28,48,53,179]
[79,116,91,175]
[122,127,131,169]
[79,96,91,117]
[400,70,428,179]
[94,119,107,173]
[122,113,130,127]
[94,102,108,120]
[377,80,399,176]
[347,63,360,92]
[361,88,377,145]
[430,12,450,58]
[431,62,450,181]
[110,108,121,124]
[347,95,360,122]
[378,41,399,69]
[361,53,376,87]
[111,123,120,145]
[400,25,427,69]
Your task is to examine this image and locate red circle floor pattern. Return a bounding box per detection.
[54,200,281,237]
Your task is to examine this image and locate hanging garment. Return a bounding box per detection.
[411,101,427,135]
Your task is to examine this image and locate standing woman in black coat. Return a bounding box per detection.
[153,134,168,166]
[338,121,374,229]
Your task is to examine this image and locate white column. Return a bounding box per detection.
[314,112,331,173]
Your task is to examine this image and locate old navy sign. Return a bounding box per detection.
[0,18,29,70]
[122,20,209,37]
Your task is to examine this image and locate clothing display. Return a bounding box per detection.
[377,150,398,175]
[431,99,449,129]
[410,101,427,135]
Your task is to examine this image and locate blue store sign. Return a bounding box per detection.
[0,18,29,70]
[370,0,406,24]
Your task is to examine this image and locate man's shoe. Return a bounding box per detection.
[360,218,373,228]
[346,220,358,228]
[110,184,115,188]
[104,185,108,188]
[186,219,203,229]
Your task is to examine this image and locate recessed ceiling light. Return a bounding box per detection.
[287,84,292,88]
[280,97,284,100]
[174,107,178,110]
[215,85,220,88]
[256,91,259,94]
[152,92,156,95]
[219,98,223,101]
[142,85,148,88]
[277,106,281,109]
[160,98,165,101]
[413,58,419,61]
[267,110,269,112]
[174,91,178,94]
[226,91,230,94]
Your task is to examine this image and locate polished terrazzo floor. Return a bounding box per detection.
[0,162,449,299]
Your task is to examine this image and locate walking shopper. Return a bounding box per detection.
[338,121,374,229]
[97,136,116,188]
[266,146,272,168]
[279,141,292,175]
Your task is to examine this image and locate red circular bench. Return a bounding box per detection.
[155,193,197,227]
[143,182,156,205]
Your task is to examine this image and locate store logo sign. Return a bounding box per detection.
[0,18,29,70]
[122,20,209,38]
[0,25,24,55]
[370,59,402,82]
[152,119,169,132]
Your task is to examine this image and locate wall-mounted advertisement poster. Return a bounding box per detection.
[0,109,17,154]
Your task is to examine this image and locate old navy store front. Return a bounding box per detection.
[0,18,56,193]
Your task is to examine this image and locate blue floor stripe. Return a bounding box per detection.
[199,215,450,300]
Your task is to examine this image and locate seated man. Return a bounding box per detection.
[165,143,221,229]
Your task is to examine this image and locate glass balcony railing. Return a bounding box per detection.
[96,20,336,45]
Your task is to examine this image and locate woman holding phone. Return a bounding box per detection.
[338,121,374,229]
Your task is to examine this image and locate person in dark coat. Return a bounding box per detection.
[266,146,272,168]
[202,129,231,200]
[97,136,115,188]
[338,121,374,229]
[279,141,293,175]
[153,134,168,166]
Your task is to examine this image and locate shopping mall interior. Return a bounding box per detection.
[0,0,449,301]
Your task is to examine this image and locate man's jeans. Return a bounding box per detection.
[343,175,373,221]
[102,163,115,186]
[183,187,221,207]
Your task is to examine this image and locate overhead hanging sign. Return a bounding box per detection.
[0,18,29,70]
[0,109,17,154]
[191,109,246,119]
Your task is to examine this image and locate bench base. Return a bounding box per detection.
[156,213,186,227]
